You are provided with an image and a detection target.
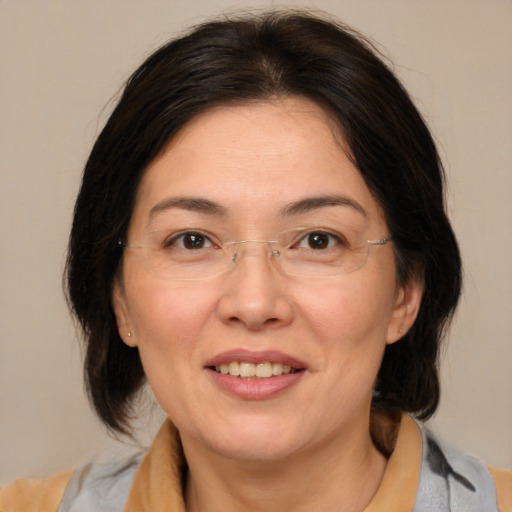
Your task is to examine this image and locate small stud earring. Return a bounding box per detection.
[127,332,132,338]
[399,326,404,334]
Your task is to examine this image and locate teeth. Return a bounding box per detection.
[256,362,273,378]
[272,363,283,376]
[228,361,240,376]
[214,362,299,379]
[240,362,255,378]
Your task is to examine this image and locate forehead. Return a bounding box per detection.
[131,98,382,228]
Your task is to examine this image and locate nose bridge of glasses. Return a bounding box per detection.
[227,239,281,264]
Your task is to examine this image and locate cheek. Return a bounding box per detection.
[295,276,396,365]
[130,273,210,324]
[125,278,218,366]
[124,280,220,418]
[287,279,396,424]
[302,278,394,329]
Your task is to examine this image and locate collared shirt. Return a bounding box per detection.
[1,414,511,511]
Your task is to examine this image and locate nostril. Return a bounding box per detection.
[260,317,282,330]
[226,315,280,330]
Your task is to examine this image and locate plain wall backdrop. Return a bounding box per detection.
[1,0,511,484]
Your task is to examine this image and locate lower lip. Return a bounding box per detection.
[206,369,305,400]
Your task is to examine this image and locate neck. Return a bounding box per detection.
[183,419,387,512]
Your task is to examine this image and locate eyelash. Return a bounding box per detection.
[162,229,346,250]
[293,231,345,250]
[163,231,217,250]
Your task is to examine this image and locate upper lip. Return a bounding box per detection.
[205,349,307,370]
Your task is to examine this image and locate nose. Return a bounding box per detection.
[217,241,294,331]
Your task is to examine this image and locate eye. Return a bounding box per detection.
[164,231,216,250]
[296,231,343,250]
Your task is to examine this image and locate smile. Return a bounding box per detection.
[213,361,300,379]
[206,351,307,399]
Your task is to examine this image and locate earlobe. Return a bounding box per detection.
[386,277,423,345]
[112,283,137,347]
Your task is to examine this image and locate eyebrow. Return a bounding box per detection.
[278,194,367,218]
[149,197,228,219]
[148,193,367,221]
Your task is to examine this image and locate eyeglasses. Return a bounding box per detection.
[121,228,391,281]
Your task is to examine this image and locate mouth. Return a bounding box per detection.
[205,350,307,399]
[205,350,307,380]
[211,361,301,379]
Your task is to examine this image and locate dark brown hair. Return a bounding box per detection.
[67,10,462,434]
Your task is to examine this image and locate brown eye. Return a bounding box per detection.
[183,232,206,249]
[306,233,330,249]
[165,231,214,250]
[290,230,345,253]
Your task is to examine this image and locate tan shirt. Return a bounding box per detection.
[1,414,511,511]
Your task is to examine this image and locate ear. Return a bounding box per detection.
[386,276,423,345]
[112,281,137,347]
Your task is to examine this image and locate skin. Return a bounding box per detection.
[113,97,423,512]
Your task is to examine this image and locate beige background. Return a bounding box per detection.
[1,0,510,484]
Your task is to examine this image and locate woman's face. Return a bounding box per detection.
[113,97,421,462]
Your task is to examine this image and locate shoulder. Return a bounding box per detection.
[57,452,142,511]
[0,452,143,512]
[488,466,512,512]
[0,470,74,512]
[415,422,512,512]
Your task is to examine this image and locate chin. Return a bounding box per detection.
[200,418,311,462]
[216,437,302,462]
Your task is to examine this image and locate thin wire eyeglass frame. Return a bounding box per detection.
[120,236,392,281]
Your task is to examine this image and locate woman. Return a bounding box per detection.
[1,10,510,512]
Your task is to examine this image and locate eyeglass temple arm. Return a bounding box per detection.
[367,237,391,246]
